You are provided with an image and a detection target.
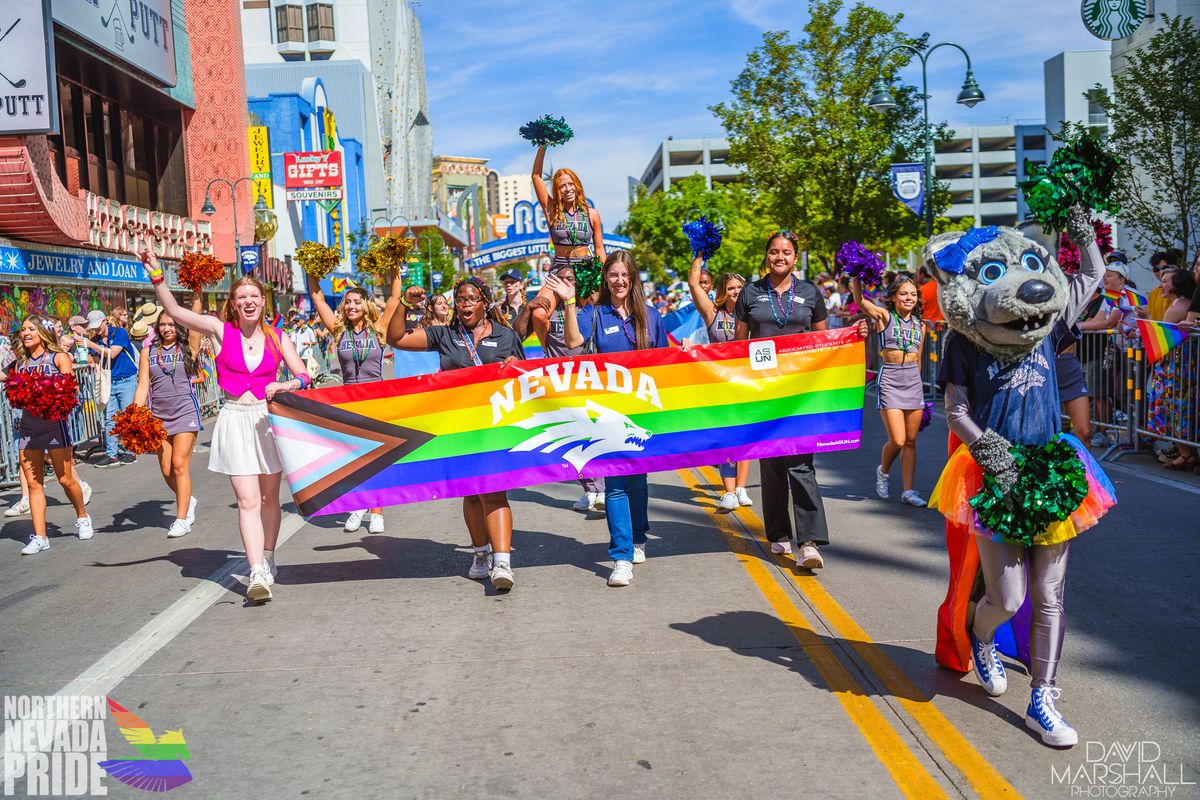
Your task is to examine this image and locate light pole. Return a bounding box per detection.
[201,177,268,254]
[371,213,420,292]
[866,41,985,238]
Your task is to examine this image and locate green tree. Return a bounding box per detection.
[412,229,458,292]
[617,175,775,284]
[1094,15,1200,260]
[710,0,948,267]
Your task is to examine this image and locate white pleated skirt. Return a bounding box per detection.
[208,399,283,476]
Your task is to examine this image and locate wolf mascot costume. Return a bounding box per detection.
[926,207,1116,747]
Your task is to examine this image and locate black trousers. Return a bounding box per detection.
[759,454,829,545]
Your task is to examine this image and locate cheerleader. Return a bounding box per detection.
[9,316,92,555]
[851,273,928,506]
[688,254,751,510]
[143,248,310,604]
[532,146,605,272]
[308,269,403,533]
[133,310,202,538]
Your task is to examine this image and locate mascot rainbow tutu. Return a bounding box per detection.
[924,204,1116,750]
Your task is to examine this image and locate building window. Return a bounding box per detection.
[276,4,304,43]
[307,3,334,41]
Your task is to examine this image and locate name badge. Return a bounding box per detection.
[604,325,619,335]
[482,340,498,347]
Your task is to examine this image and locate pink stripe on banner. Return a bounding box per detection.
[314,432,861,515]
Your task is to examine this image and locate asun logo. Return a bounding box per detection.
[491,362,661,470]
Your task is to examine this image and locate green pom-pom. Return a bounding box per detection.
[519,115,574,148]
[1019,126,1121,230]
[969,438,1090,546]
[574,256,603,300]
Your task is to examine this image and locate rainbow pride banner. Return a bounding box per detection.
[1136,318,1190,363]
[269,327,866,516]
[1103,288,1146,309]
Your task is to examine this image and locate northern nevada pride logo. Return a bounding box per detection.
[4,695,192,795]
[493,361,660,470]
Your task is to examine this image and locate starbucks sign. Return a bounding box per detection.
[1081,0,1147,40]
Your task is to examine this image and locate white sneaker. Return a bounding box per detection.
[798,541,824,569]
[81,482,92,506]
[572,493,591,512]
[20,534,49,555]
[468,551,492,580]
[343,509,366,532]
[591,492,605,511]
[717,492,739,512]
[247,567,273,602]
[185,496,197,525]
[901,490,927,507]
[607,560,633,587]
[875,466,890,499]
[166,519,191,539]
[367,513,385,534]
[75,516,94,540]
[4,497,29,517]
[769,540,792,555]
[264,553,277,586]
[735,487,753,507]
[632,543,646,564]
[1026,688,1078,748]
[490,561,514,590]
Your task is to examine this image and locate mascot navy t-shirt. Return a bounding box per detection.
[938,329,1069,446]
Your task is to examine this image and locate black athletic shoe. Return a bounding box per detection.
[94,456,122,469]
[118,453,136,465]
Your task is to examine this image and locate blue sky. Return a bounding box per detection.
[418,0,1107,225]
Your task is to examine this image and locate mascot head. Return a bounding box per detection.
[925,226,1068,361]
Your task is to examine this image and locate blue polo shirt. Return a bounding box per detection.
[104,327,140,380]
[576,304,669,353]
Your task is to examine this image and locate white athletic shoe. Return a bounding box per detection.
[247,567,273,602]
[20,534,49,555]
[591,492,605,511]
[166,519,191,539]
[798,541,824,569]
[81,482,92,506]
[490,562,515,590]
[735,487,753,507]
[264,553,277,586]
[4,496,29,517]
[572,493,592,512]
[343,509,366,532]
[632,543,646,564]
[717,492,739,512]
[769,540,792,555]
[75,516,94,540]
[468,551,492,580]
[185,496,197,526]
[368,514,385,534]
[607,560,633,587]
[1026,688,1078,747]
[875,466,890,499]
[900,490,927,508]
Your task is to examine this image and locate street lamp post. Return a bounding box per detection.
[201,177,268,254]
[371,213,421,293]
[866,41,985,238]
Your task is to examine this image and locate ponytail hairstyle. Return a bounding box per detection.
[760,229,801,277]
[883,272,922,319]
[449,276,511,329]
[597,250,650,350]
[222,276,281,356]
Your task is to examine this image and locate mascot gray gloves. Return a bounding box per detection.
[967,429,1019,492]
[1065,205,1095,250]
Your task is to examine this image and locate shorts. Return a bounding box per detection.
[208,399,282,476]
[1056,353,1088,402]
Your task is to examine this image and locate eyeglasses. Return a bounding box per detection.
[454,296,484,306]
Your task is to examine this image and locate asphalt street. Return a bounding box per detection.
[0,403,1197,799]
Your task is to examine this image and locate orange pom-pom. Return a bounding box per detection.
[178,252,227,293]
[112,405,168,454]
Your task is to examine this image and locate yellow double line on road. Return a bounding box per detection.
[677,466,1021,800]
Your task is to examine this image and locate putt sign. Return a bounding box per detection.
[0,0,57,134]
[284,151,344,202]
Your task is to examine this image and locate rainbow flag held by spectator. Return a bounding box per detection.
[331,277,358,294]
[663,305,710,346]
[1103,288,1146,309]
[1136,318,1189,363]
[522,333,544,360]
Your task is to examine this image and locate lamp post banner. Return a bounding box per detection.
[890,162,925,219]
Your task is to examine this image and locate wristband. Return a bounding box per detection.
[565,297,576,306]
[295,373,311,390]
[148,268,164,285]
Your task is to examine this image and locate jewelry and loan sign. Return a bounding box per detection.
[283,151,343,201]
[86,192,214,257]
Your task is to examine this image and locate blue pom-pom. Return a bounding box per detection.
[682,215,724,260]
[518,115,574,148]
[835,240,885,287]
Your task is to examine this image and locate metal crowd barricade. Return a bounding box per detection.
[861,317,947,401]
[0,393,18,487]
[68,363,105,451]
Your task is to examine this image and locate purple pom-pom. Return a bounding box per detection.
[681,215,724,260]
[919,401,935,432]
[836,240,885,287]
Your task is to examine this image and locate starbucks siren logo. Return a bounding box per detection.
[1081,0,1146,40]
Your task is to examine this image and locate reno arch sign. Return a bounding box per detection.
[85,192,214,257]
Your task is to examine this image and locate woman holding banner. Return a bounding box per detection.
[549,251,668,587]
[387,276,525,591]
[307,269,403,534]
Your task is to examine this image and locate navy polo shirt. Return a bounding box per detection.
[576,304,669,353]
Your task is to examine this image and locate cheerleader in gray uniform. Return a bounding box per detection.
[9,316,92,555]
[134,310,202,538]
[308,268,404,533]
[851,274,928,506]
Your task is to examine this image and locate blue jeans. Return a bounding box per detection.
[104,374,138,457]
[605,474,649,561]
